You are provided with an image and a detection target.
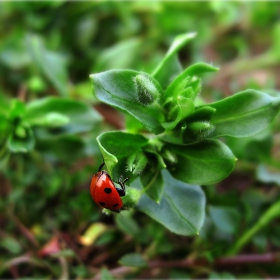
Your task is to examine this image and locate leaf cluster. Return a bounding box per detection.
[91,33,280,235]
[0,96,101,168]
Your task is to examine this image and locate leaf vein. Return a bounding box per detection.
[212,103,273,125]
[164,192,197,233]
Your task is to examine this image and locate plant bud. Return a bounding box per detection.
[187,121,215,140]
[161,148,177,165]
[15,125,27,138]
[127,151,148,175]
[122,188,141,208]
[178,87,195,100]
[134,74,159,105]
[45,112,69,127]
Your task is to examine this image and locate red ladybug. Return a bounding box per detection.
[90,162,129,213]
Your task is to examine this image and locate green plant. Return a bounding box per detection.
[90,33,280,236]
[0,95,101,168]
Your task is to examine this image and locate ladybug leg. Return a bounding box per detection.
[98,162,105,172]
[116,175,129,197]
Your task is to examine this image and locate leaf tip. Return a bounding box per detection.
[89,74,94,79]
[189,32,197,38]
[272,98,280,109]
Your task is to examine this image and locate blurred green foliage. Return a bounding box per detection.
[1,1,280,279]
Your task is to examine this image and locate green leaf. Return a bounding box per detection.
[91,69,164,134]
[118,253,147,268]
[162,97,195,130]
[165,62,219,99]
[27,75,47,92]
[0,145,10,170]
[28,112,69,128]
[0,94,10,116]
[209,272,236,280]
[79,223,108,246]
[0,45,31,69]
[136,170,205,236]
[152,55,183,90]
[168,139,236,185]
[141,168,164,203]
[227,199,280,256]
[0,115,11,143]
[206,89,280,138]
[209,206,240,234]
[253,233,267,252]
[0,237,22,254]
[37,135,86,163]
[94,38,141,72]
[27,35,68,96]
[8,126,35,153]
[25,97,101,134]
[125,114,145,134]
[96,131,148,176]
[256,164,280,186]
[152,33,197,81]
[100,267,114,280]
[115,211,140,237]
[226,127,272,162]
[185,106,216,123]
[9,99,25,120]
[52,249,76,258]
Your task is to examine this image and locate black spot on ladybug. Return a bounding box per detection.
[104,188,112,194]
[113,203,119,208]
[99,202,106,206]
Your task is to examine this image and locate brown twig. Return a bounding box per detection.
[92,252,280,279]
[1,252,59,278]
[215,253,280,265]
[149,253,280,268]
[9,214,39,248]
[2,253,43,269]
[18,84,27,102]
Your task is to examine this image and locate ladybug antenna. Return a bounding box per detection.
[98,162,105,172]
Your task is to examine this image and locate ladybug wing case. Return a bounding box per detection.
[90,172,123,211]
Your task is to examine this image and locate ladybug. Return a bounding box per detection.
[90,162,129,213]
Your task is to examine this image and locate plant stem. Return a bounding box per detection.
[92,252,280,280]
[151,102,167,116]
[226,199,280,256]
[8,213,39,248]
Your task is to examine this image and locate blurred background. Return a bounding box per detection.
[1,1,280,279]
